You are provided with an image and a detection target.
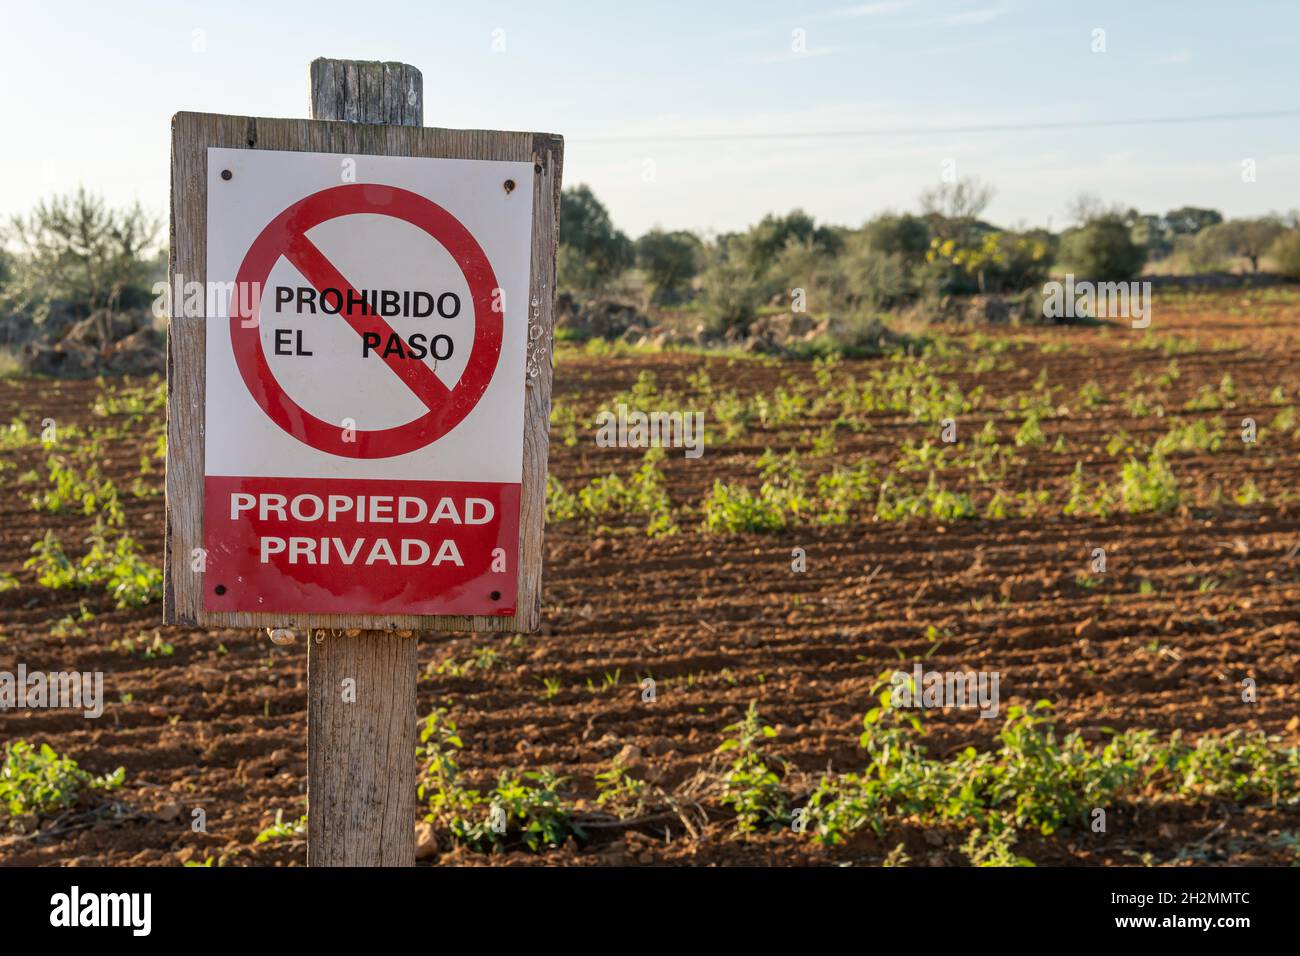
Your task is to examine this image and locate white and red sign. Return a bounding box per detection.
[203,147,534,616]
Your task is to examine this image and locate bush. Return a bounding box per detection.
[1,188,159,328]
[698,244,763,336]
[634,229,700,304]
[732,209,841,282]
[1,740,123,817]
[558,185,633,293]
[1059,213,1146,281]
[863,212,931,263]
[1269,229,1300,280]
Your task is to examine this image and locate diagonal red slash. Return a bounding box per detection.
[281,230,451,410]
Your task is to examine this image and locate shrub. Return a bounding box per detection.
[698,245,763,336]
[1059,213,1146,281]
[558,185,633,293]
[1269,229,1300,280]
[1,741,124,817]
[1120,453,1181,514]
[717,703,788,832]
[634,229,701,304]
[2,188,159,327]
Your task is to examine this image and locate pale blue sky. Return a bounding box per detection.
[2,0,1297,239]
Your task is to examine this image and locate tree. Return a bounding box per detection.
[558,185,633,293]
[1269,230,1300,279]
[2,188,159,334]
[1164,206,1223,236]
[920,177,995,244]
[1216,218,1284,272]
[1129,213,1172,259]
[634,229,701,304]
[1059,213,1146,281]
[862,213,931,263]
[735,210,841,281]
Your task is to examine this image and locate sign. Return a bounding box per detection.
[164,110,561,631]
[201,146,533,618]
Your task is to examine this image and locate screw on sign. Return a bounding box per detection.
[164,57,564,866]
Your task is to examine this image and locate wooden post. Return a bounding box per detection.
[305,59,423,867]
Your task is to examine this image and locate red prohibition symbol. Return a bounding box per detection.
[229,183,503,458]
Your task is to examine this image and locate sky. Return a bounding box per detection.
[1,0,1298,242]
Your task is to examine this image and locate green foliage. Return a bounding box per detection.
[30,455,124,525]
[732,209,842,281]
[703,450,808,533]
[1,187,160,325]
[255,809,306,843]
[862,212,931,262]
[0,740,123,817]
[1120,453,1181,514]
[24,523,163,608]
[802,687,1300,858]
[1152,417,1225,456]
[558,185,633,292]
[1187,218,1283,272]
[697,243,763,335]
[635,229,701,304]
[416,708,582,852]
[1059,213,1146,281]
[594,759,650,819]
[1269,229,1300,280]
[717,703,788,833]
[875,474,977,522]
[925,230,1052,295]
[1062,462,1114,519]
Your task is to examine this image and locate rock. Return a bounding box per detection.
[1074,617,1102,640]
[554,294,649,340]
[963,295,1011,325]
[104,328,164,375]
[415,821,439,860]
[1000,576,1041,602]
[23,340,98,376]
[614,744,643,766]
[157,801,184,822]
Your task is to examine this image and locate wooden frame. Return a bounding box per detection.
[164,111,563,633]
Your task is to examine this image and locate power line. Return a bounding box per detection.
[569,108,1300,144]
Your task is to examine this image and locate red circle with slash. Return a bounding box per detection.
[229,183,502,459]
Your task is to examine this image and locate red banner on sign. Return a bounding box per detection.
[203,475,519,616]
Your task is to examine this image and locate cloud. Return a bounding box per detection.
[935,5,1013,26]
[743,45,841,64]
[819,1,912,18]
[1155,50,1193,65]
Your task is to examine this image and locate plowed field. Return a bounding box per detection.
[2,287,1298,866]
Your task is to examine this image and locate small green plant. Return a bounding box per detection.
[25,524,163,608]
[717,703,788,833]
[1120,454,1181,514]
[255,809,307,843]
[0,741,124,817]
[1062,462,1114,518]
[594,759,650,819]
[1234,477,1265,506]
[416,708,584,852]
[962,822,1035,867]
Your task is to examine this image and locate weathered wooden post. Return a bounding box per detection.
[305,58,423,868]
[164,58,562,867]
